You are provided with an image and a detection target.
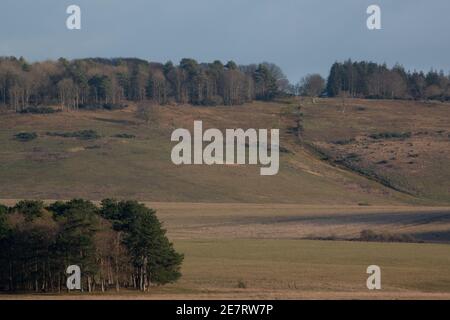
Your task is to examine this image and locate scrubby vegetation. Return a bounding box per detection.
[78,103,128,111]
[113,133,136,139]
[46,130,100,140]
[0,199,183,292]
[369,132,412,140]
[237,280,247,289]
[331,138,355,145]
[14,132,37,142]
[359,229,418,243]
[19,106,58,114]
[335,153,361,163]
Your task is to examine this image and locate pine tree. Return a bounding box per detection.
[100,200,183,289]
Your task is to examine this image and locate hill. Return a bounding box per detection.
[1,98,441,205]
[1,98,450,299]
[0,98,448,204]
[300,98,450,204]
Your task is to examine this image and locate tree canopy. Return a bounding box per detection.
[326,60,450,101]
[0,199,183,292]
[0,56,286,111]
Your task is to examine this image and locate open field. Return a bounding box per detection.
[2,239,450,300]
[1,201,450,299]
[150,203,450,242]
[1,98,449,299]
[2,201,449,242]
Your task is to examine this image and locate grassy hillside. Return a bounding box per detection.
[299,98,450,204]
[1,98,449,300]
[2,98,446,205]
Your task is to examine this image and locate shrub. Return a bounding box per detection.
[74,130,100,140]
[279,146,293,154]
[369,132,411,140]
[19,106,58,114]
[13,200,44,222]
[46,130,100,140]
[0,205,8,240]
[136,104,161,126]
[237,280,247,289]
[0,204,8,216]
[78,103,104,110]
[78,103,127,111]
[338,153,360,163]
[102,103,127,111]
[202,95,224,106]
[359,229,416,243]
[360,229,377,241]
[113,133,136,139]
[331,138,355,145]
[85,145,101,150]
[14,132,37,142]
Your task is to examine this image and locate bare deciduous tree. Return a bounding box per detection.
[136,103,160,127]
[299,74,326,98]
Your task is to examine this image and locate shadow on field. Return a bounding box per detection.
[413,230,450,243]
[242,210,450,227]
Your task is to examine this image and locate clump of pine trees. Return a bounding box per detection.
[0,56,285,111]
[0,199,183,293]
[326,60,450,101]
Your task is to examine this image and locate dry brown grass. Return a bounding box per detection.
[2,237,450,300]
[1,98,450,300]
[0,100,416,204]
[302,98,450,203]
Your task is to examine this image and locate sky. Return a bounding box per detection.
[0,0,449,82]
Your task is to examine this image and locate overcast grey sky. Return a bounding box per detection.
[0,0,449,82]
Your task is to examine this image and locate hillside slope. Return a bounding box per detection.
[300,98,450,204]
[0,99,446,204]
